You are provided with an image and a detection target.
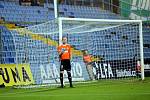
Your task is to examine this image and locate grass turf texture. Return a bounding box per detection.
[0,77,150,100]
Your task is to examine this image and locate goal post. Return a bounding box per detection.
[139,21,144,80]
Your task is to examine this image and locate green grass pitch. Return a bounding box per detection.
[0,77,150,100]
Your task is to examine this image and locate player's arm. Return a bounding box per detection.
[83,56,88,63]
[69,45,72,60]
[58,51,63,56]
[57,46,62,58]
[83,57,86,63]
[57,46,66,58]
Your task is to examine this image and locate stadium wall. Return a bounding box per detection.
[0,64,34,86]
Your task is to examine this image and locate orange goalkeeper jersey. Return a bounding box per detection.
[57,44,71,60]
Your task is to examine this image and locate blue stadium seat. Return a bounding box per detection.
[0,4,4,8]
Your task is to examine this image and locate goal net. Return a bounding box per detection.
[10,18,144,87]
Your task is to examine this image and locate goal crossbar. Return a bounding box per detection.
[58,17,142,23]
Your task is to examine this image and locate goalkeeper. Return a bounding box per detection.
[57,36,73,88]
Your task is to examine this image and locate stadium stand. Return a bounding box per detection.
[0,1,150,62]
[0,26,16,64]
[0,1,123,25]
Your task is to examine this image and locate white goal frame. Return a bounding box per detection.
[58,17,144,80]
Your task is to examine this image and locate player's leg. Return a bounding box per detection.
[60,62,64,88]
[60,71,64,88]
[86,64,94,80]
[66,60,73,87]
[67,70,73,87]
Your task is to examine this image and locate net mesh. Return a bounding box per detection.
[10,19,142,87]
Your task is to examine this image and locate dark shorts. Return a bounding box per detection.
[60,59,71,71]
